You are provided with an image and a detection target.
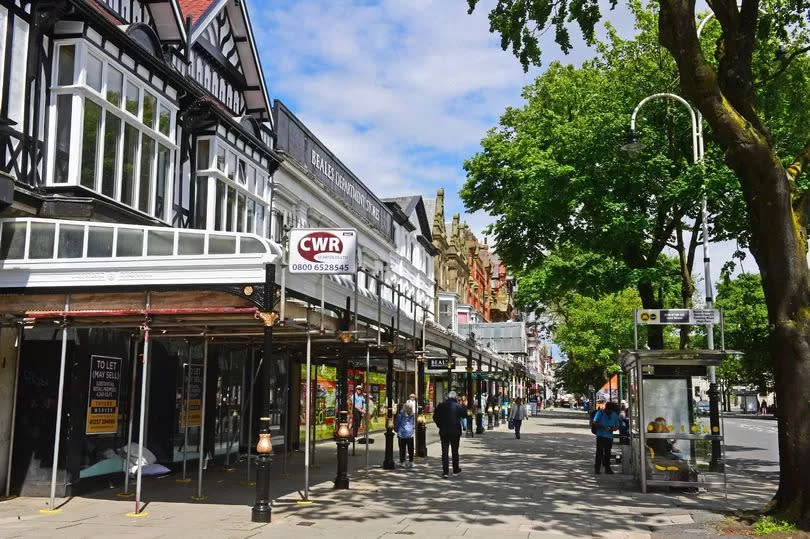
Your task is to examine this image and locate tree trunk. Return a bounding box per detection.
[637,281,664,350]
[741,162,810,526]
[657,3,810,524]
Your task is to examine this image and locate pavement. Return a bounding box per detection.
[0,409,778,538]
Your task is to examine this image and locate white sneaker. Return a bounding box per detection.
[406,461,413,468]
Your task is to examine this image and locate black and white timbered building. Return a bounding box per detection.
[0,0,276,231]
[0,0,516,504]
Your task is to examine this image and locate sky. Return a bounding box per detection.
[248,0,628,239]
[248,1,746,360]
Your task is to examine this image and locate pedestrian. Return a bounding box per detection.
[433,390,466,478]
[592,401,620,474]
[394,401,415,468]
[509,397,528,439]
[759,399,768,415]
[351,384,366,440]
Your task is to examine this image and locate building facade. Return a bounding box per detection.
[0,0,515,500]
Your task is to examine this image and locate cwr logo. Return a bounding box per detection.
[297,231,344,262]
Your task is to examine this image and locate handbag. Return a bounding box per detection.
[508,418,515,430]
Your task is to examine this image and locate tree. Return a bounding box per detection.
[552,288,640,394]
[462,8,713,349]
[467,0,810,525]
[715,272,772,391]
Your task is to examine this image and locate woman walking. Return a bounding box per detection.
[394,401,415,467]
[509,397,528,439]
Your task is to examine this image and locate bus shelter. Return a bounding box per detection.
[620,348,731,495]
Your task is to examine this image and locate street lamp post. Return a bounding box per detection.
[475,354,484,434]
[415,354,427,457]
[382,344,396,470]
[334,298,352,489]
[252,263,276,523]
[625,91,721,470]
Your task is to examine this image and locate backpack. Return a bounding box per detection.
[590,410,600,435]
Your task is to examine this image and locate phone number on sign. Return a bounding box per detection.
[291,263,352,272]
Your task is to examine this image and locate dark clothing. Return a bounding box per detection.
[513,419,523,439]
[595,436,613,472]
[352,409,363,439]
[434,398,467,438]
[440,435,461,475]
[398,437,414,463]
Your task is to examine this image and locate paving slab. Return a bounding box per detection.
[0,411,777,538]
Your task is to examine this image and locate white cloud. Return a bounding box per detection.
[249,0,637,245]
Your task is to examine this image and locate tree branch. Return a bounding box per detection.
[786,139,810,182]
[755,45,810,87]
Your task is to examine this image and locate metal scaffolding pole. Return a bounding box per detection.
[194,336,209,501]
[4,325,23,499]
[44,296,70,514]
[133,320,151,515]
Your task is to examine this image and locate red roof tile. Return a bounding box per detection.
[178,0,219,27]
[83,0,126,26]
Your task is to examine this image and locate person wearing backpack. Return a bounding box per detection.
[592,402,620,474]
[394,401,415,468]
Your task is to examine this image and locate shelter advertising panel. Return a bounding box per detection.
[86,355,122,434]
[289,228,357,274]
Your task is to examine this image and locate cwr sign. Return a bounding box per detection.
[288,228,357,274]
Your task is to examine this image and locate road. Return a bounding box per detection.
[722,415,779,475]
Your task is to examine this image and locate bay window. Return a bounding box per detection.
[194,136,271,234]
[49,40,177,222]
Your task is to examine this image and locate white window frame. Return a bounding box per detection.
[46,39,178,223]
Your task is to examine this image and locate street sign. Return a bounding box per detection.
[427,357,455,370]
[288,228,357,274]
[636,309,720,325]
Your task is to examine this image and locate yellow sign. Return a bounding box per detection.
[181,399,202,427]
[86,356,121,434]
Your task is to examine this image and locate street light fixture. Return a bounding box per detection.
[624,89,722,470]
[620,129,645,155]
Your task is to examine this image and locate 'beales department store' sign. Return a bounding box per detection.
[273,101,394,241]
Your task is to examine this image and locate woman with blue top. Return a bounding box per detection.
[394,401,415,468]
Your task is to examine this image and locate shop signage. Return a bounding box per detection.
[86,355,121,435]
[636,309,720,325]
[288,228,357,274]
[181,365,203,428]
[273,101,394,241]
[427,357,455,370]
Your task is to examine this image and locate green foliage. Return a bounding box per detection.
[552,288,641,393]
[715,273,772,390]
[753,516,797,536]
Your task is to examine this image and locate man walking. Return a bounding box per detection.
[434,390,466,478]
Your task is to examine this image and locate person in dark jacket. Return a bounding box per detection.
[433,391,467,478]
